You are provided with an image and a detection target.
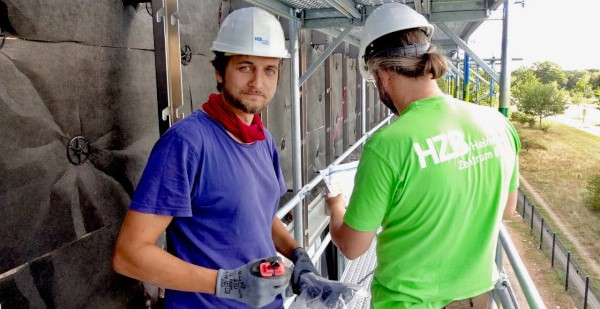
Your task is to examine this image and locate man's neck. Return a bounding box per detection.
[392,76,443,113]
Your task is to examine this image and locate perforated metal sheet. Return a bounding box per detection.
[283,0,333,9]
[340,239,378,309]
[357,0,410,5]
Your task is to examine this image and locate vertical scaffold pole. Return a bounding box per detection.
[490,78,495,107]
[289,14,304,247]
[360,78,367,136]
[455,75,460,99]
[499,0,511,116]
[463,54,470,102]
[475,66,480,102]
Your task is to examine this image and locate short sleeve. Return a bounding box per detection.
[269,136,287,197]
[343,145,396,232]
[509,156,519,192]
[130,131,200,217]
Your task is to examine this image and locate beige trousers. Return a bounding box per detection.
[443,292,491,309]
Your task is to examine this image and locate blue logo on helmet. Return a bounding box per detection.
[255,36,270,46]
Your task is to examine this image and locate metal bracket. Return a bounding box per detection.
[151,0,185,134]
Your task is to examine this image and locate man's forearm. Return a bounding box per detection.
[328,201,346,247]
[113,211,220,294]
[503,190,518,219]
[113,235,217,294]
[271,217,300,259]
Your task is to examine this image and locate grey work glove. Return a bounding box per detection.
[215,257,291,308]
[290,247,320,294]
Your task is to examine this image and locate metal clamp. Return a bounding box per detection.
[67,136,90,165]
[180,44,192,66]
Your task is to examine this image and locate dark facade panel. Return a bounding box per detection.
[0,0,153,50]
[0,36,157,306]
[345,57,357,147]
[331,53,343,158]
[304,46,326,134]
[0,227,145,308]
[267,58,293,190]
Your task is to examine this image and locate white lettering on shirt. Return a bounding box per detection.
[413,129,511,170]
[413,130,468,168]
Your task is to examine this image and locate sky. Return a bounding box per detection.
[468,0,600,72]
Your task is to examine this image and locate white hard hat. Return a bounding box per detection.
[211,7,290,58]
[358,3,434,81]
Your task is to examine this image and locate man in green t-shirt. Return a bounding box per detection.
[326,3,520,309]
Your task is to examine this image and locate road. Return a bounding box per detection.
[549,103,600,137]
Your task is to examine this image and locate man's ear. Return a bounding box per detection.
[215,70,223,84]
[375,69,392,90]
[378,69,392,87]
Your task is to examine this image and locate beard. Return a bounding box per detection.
[375,72,399,115]
[222,83,267,114]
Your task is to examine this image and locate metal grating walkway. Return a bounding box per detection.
[339,239,378,309]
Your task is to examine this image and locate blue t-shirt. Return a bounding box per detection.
[130,110,287,309]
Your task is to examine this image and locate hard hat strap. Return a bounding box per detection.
[364,43,430,62]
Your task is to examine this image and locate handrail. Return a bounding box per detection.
[499,224,546,308]
[276,114,394,219]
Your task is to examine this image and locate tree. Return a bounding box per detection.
[512,69,539,100]
[532,61,567,88]
[515,80,567,127]
[573,72,593,99]
[571,91,584,106]
[589,70,600,90]
[565,70,587,91]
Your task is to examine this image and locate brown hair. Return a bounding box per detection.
[211,51,230,91]
[365,28,448,79]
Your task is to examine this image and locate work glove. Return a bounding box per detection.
[215,257,291,308]
[290,247,320,294]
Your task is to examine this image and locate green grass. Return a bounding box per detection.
[514,119,600,290]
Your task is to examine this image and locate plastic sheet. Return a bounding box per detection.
[289,273,367,309]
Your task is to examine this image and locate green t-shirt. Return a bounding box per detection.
[344,95,520,308]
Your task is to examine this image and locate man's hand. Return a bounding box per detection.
[325,193,346,215]
[215,257,290,308]
[290,247,320,294]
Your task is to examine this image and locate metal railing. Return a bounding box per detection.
[517,189,600,308]
[498,224,546,308]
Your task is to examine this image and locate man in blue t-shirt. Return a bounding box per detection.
[112,8,319,309]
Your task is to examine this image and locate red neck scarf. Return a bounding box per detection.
[202,93,266,143]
